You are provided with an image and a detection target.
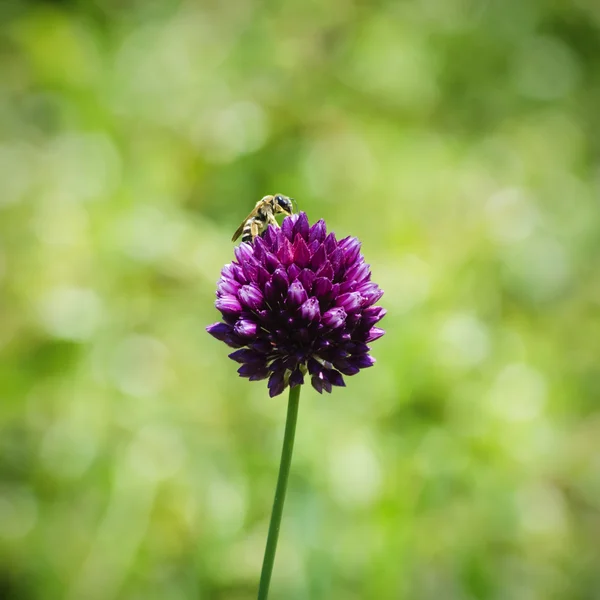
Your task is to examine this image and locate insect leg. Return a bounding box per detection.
[250,219,261,240]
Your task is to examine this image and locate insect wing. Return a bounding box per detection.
[231,205,261,242]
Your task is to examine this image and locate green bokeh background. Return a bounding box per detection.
[1,1,600,599]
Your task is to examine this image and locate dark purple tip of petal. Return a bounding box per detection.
[333,359,361,376]
[233,319,258,338]
[238,285,264,310]
[310,244,327,271]
[313,277,332,298]
[230,263,247,284]
[287,280,308,309]
[223,334,246,348]
[292,235,311,268]
[282,355,299,371]
[262,225,278,246]
[272,268,290,294]
[252,235,267,257]
[238,363,269,379]
[297,269,315,294]
[316,261,334,281]
[328,369,346,387]
[366,326,385,342]
[293,212,310,240]
[249,339,271,353]
[311,375,324,394]
[281,214,295,240]
[336,292,363,313]
[322,306,347,328]
[307,357,321,375]
[254,265,270,286]
[268,358,284,372]
[277,236,294,266]
[328,247,343,273]
[206,322,233,341]
[324,232,337,254]
[264,251,280,272]
[215,295,242,315]
[264,280,278,304]
[287,263,301,282]
[308,219,327,243]
[349,354,376,369]
[268,371,286,397]
[289,368,304,388]
[346,342,370,355]
[228,348,264,364]
[249,369,270,381]
[299,297,320,322]
[322,377,332,393]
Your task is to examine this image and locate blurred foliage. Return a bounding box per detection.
[1,0,600,598]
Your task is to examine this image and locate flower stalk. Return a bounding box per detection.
[257,384,301,599]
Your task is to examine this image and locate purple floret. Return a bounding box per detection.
[207,212,385,397]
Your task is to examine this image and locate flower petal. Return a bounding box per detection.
[313,277,332,298]
[255,265,271,286]
[238,363,269,379]
[366,326,385,342]
[308,219,326,243]
[349,354,376,369]
[281,214,295,240]
[234,319,258,338]
[361,306,387,327]
[292,236,311,268]
[297,269,315,294]
[328,369,345,387]
[324,232,337,254]
[215,295,242,315]
[229,348,264,364]
[272,269,290,295]
[287,281,308,309]
[336,292,363,313]
[277,236,294,266]
[238,285,264,310]
[311,374,324,394]
[234,243,254,264]
[299,297,320,322]
[217,278,240,296]
[344,262,370,287]
[341,237,361,265]
[310,244,327,270]
[316,261,334,281]
[206,322,233,341]
[268,371,286,397]
[322,307,346,328]
[264,251,280,272]
[292,212,310,240]
[289,368,304,388]
[287,263,301,281]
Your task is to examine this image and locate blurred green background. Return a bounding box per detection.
[1,0,600,598]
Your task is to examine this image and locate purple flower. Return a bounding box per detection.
[207,213,385,397]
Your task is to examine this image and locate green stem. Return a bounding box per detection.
[257,384,301,600]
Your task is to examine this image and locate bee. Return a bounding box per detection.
[231,194,295,243]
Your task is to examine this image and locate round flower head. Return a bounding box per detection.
[207,213,385,397]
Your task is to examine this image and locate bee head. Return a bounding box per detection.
[274,194,294,216]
